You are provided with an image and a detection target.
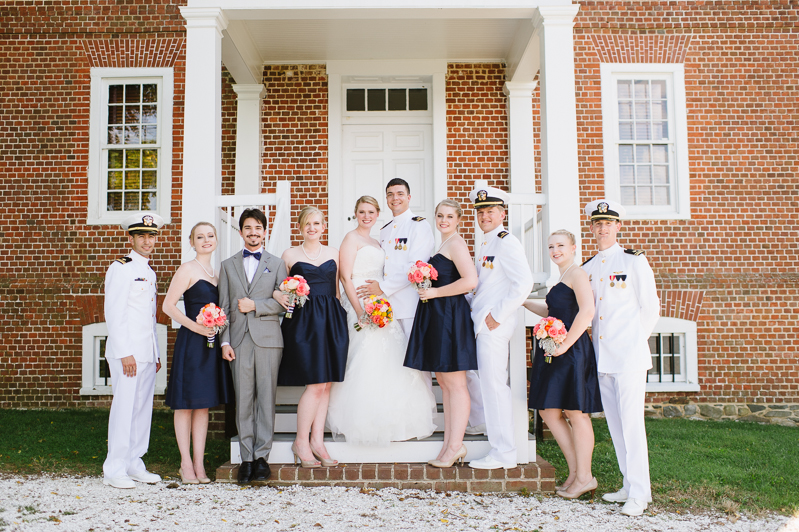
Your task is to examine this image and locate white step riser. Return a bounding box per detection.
[273,413,447,433]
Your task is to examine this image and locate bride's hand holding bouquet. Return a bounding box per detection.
[355,295,393,331]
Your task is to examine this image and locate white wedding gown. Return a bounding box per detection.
[327,245,437,445]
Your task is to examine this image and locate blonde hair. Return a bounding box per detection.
[189,221,217,242]
[435,199,463,218]
[354,195,381,215]
[550,229,576,246]
[297,205,325,229]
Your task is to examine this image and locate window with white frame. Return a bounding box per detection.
[80,322,168,395]
[601,64,690,220]
[87,68,173,225]
[646,317,700,393]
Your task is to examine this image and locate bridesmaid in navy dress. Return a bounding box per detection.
[163,222,234,484]
[404,199,478,468]
[275,206,348,468]
[524,229,602,500]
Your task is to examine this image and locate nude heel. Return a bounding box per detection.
[291,443,321,468]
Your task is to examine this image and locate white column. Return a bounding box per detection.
[534,5,582,275]
[232,84,266,196]
[179,7,228,262]
[503,81,537,195]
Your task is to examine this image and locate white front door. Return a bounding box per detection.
[342,124,434,237]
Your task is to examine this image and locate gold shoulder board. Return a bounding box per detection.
[412,216,425,222]
[582,255,596,265]
[498,231,509,239]
[624,249,645,256]
[114,256,133,265]
[380,221,392,230]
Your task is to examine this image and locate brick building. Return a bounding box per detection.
[1,0,797,442]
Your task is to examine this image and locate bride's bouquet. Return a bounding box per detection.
[533,316,568,363]
[279,275,311,319]
[407,260,438,303]
[196,303,228,348]
[355,295,393,332]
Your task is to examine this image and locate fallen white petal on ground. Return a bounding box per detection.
[0,475,792,532]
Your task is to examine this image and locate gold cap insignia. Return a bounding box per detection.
[598,202,609,214]
[143,215,154,226]
[477,190,487,201]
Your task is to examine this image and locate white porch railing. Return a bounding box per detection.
[215,181,291,267]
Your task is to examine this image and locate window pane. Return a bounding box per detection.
[648,335,658,353]
[620,186,636,205]
[635,122,651,140]
[141,105,157,124]
[108,126,123,145]
[125,84,140,103]
[653,165,669,184]
[142,125,157,144]
[618,101,633,120]
[634,80,649,99]
[107,192,122,211]
[617,80,632,99]
[652,145,668,163]
[638,186,652,205]
[124,192,140,210]
[367,89,386,111]
[637,165,652,184]
[143,192,157,210]
[388,89,406,111]
[125,105,140,124]
[109,85,124,104]
[141,170,157,189]
[125,150,140,169]
[108,150,124,169]
[635,145,651,163]
[108,171,123,190]
[408,88,428,110]
[654,187,670,205]
[652,121,668,140]
[619,165,635,185]
[651,80,667,99]
[124,126,140,144]
[618,122,634,140]
[142,84,158,103]
[663,355,673,374]
[672,355,681,374]
[652,101,667,120]
[346,89,365,111]
[618,145,634,163]
[108,105,124,125]
[125,171,141,190]
[634,102,650,120]
[142,149,158,168]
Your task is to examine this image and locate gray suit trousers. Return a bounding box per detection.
[229,332,282,462]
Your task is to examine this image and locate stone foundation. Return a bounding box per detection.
[644,402,799,427]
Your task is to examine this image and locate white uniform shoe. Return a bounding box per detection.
[468,455,516,470]
[129,471,161,484]
[602,488,628,503]
[620,498,647,516]
[103,476,136,489]
[464,424,487,435]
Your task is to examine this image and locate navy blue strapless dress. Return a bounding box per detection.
[165,280,235,410]
[277,260,349,385]
[528,282,603,413]
[404,254,478,372]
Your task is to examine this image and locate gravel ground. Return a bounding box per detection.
[0,476,795,532]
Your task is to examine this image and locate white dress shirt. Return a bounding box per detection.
[243,247,264,283]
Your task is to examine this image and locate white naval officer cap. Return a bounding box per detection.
[121,212,164,234]
[469,186,510,209]
[584,199,626,222]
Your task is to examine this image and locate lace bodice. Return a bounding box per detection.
[350,246,385,282]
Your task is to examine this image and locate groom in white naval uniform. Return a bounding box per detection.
[581,199,660,516]
[102,213,164,489]
[357,177,434,338]
[466,187,533,470]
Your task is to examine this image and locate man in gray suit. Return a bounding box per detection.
[219,208,288,484]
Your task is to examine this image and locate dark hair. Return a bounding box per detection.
[239,208,267,230]
[386,178,410,195]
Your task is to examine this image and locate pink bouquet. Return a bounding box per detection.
[196,303,228,348]
[407,260,439,303]
[355,296,393,332]
[279,275,310,319]
[533,316,568,364]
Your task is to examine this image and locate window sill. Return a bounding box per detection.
[646,382,701,393]
[622,210,691,221]
[80,386,113,396]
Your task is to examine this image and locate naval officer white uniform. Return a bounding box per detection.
[378,206,435,337]
[581,199,660,516]
[466,187,533,469]
[102,213,164,489]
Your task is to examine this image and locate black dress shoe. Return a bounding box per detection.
[251,457,271,483]
[237,461,254,484]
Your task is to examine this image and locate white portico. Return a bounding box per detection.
[179,0,582,465]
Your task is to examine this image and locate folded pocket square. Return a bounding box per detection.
[264,266,270,273]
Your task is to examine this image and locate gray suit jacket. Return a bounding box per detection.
[219,249,288,349]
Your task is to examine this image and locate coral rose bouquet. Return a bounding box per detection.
[533,316,568,364]
[196,303,228,348]
[279,275,311,319]
[407,260,439,303]
[355,295,393,332]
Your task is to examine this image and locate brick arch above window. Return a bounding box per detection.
[591,35,692,64]
[659,289,704,322]
[82,38,184,68]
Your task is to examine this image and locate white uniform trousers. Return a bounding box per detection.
[598,370,652,502]
[103,358,157,479]
[466,316,517,464]
[398,317,433,390]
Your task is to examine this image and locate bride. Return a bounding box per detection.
[326,195,437,445]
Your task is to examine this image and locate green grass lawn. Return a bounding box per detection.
[536,417,799,516]
[0,409,796,516]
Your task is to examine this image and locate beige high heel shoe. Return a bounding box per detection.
[311,447,338,467]
[179,468,199,485]
[557,477,597,500]
[430,445,467,468]
[291,443,321,468]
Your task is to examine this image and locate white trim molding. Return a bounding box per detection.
[601,63,691,220]
[646,316,700,393]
